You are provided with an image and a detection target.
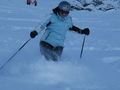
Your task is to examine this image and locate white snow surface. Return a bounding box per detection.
[0,0,120,90]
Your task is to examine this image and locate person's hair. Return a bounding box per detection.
[53,7,60,15]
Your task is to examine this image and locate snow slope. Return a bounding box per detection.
[0,0,120,90]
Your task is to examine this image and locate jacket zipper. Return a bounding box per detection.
[45,32,51,40]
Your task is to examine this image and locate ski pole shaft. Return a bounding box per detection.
[0,39,31,70]
[80,35,86,58]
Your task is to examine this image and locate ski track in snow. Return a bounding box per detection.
[0,0,120,90]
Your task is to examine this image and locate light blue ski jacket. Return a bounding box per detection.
[39,13,73,47]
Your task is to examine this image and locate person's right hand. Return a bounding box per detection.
[30,30,38,38]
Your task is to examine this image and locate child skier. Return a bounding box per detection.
[30,1,90,61]
[33,0,37,6]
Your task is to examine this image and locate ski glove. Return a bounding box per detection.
[30,30,38,38]
[81,28,90,35]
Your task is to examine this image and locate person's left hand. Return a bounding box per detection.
[81,28,90,35]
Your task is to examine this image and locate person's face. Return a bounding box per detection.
[59,10,69,18]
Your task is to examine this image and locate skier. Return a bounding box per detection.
[30,1,90,61]
[27,0,37,6]
[27,0,32,5]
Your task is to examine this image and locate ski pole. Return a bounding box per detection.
[80,35,86,58]
[0,21,43,70]
[0,38,31,70]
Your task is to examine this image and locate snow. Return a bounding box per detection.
[0,0,120,90]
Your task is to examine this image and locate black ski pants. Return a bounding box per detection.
[40,41,63,61]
